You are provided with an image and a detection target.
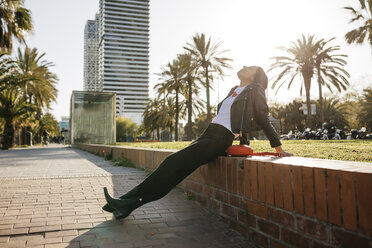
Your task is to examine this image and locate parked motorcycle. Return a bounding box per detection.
[280,127,369,140]
[348,127,372,139]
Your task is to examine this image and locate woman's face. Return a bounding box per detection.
[237,66,257,85]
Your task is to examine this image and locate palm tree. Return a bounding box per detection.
[142,98,162,139]
[0,52,14,74]
[359,87,372,131]
[153,80,169,135]
[156,59,184,141]
[317,97,348,129]
[184,33,233,122]
[15,47,58,143]
[0,0,32,52]
[344,0,372,51]
[177,52,203,140]
[270,34,327,128]
[16,47,58,108]
[0,52,37,148]
[163,95,179,141]
[281,100,306,133]
[0,53,29,91]
[315,38,350,123]
[0,89,35,149]
[0,53,15,89]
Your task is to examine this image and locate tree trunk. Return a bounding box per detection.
[304,76,312,128]
[36,109,42,143]
[186,78,193,141]
[17,128,21,146]
[2,120,15,149]
[21,127,27,145]
[175,87,179,141]
[318,71,324,124]
[156,128,160,141]
[205,66,211,123]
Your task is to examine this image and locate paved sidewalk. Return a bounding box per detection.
[0,145,255,248]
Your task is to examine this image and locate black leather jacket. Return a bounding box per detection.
[217,82,281,148]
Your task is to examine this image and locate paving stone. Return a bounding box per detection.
[0,224,13,230]
[44,229,78,238]
[61,235,79,243]
[29,225,61,233]
[1,240,26,248]
[0,237,9,243]
[45,243,80,248]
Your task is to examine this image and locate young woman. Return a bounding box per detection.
[103,66,293,220]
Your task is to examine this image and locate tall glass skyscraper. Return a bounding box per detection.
[83,14,100,91]
[98,0,149,124]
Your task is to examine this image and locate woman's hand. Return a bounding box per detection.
[275,146,293,157]
[278,150,293,157]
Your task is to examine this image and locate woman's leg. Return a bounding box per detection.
[102,138,217,213]
[104,124,234,219]
[137,136,227,203]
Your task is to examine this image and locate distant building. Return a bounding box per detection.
[59,116,70,132]
[98,0,150,125]
[84,14,100,91]
[59,116,70,144]
[83,0,150,125]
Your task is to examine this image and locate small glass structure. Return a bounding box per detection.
[70,91,116,144]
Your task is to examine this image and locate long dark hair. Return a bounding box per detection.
[254,67,268,89]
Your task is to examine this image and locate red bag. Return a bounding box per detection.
[226,145,280,157]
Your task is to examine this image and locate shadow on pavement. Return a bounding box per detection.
[65,172,253,248]
[67,203,252,248]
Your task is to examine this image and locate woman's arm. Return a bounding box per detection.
[252,86,293,156]
[252,86,282,148]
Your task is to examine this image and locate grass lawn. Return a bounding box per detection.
[116,140,372,163]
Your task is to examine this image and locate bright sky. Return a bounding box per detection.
[23,0,372,121]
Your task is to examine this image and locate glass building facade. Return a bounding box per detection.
[98,0,149,125]
[70,91,116,144]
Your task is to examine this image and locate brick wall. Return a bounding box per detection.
[78,144,372,248]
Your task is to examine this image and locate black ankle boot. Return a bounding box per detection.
[103,187,144,220]
[102,186,140,213]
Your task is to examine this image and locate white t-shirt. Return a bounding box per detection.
[212,86,246,134]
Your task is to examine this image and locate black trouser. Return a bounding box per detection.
[137,123,234,203]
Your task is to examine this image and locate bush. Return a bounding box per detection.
[104,150,113,160]
[112,157,135,168]
[116,117,139,142]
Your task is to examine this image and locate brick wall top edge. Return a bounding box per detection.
[79,144,178,152]
[79,144,372,173]
[236,156,372,172]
